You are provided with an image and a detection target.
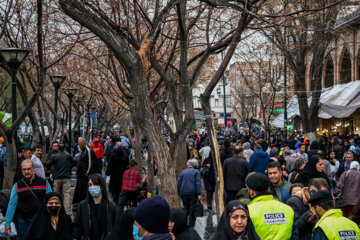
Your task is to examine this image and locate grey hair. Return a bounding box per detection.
[346,151,354,158]
[21,159,35,168]
[187,159,198,168]
[254,144,262,150]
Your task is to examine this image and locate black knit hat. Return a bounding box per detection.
[246,173,270,191]
[134,196,170,233]
[308,190,333,206]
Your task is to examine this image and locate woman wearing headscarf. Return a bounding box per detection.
[73,173,116,240]
[334,161,360,217]
[210,200,260,240]
[242,143,253,162]
[24,192,72,240]
[168,208,201,240]
[294,155,331,187]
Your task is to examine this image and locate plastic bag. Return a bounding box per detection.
[0,221,17,237]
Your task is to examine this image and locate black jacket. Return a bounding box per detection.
[202,157,215,192]
[220,148,234,166]
[223,155,249,191]
[46,151,76,179]
[73,174,116,240]
[286,195,315,240]
[105,147,129,197]
[77,147,102,178]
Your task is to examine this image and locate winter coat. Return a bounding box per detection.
[202,157,215,192]
[105,147,129,198]
[46,151,76,179]
[334,169,360,207]
[73,174,116,240]
[177,167,201,196]
[220,147,234,166]
[249,150,269,174]
[91,138,104,160]
[223,155,249,191]
[286,195,315,240]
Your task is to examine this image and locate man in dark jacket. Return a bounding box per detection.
[73,137,102,205]
[335,151,354,181]
[220,140,233,166]
[105,141,129,203]
[46,143,76,214]
[223,146,249,202]
[177,159,202,227]
[249,144,270,174]
[73,174,116,240]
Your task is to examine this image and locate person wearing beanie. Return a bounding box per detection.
[133,196,173,240]
[309,190,360,240]
[246,173,299,240]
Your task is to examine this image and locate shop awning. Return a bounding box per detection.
[271,80,360,128]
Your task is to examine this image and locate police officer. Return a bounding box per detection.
[309,190,360,240]
[246,173,299,240]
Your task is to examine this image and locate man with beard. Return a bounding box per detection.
[105,141,129,203]
[4,160,52,239]
[72,137,102,206]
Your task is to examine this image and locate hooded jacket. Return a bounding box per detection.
[249,150,270,174]
[73,174,116,240]
[91,138,104,160]
[170,208,201,240]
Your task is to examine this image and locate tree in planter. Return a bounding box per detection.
[261,0,343,140]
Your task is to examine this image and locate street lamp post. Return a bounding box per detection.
[64,88,78,154]
[50,75,66,136]
[0,48,30,123]
[221,51,227,128]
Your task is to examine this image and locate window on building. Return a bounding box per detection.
[215,98,219,107]
[324,56,334,88]
[340,47,351,84]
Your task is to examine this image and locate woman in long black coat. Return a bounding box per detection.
[202,155,216,210]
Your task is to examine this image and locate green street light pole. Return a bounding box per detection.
[221,51,227,127]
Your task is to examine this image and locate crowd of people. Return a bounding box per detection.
[0,127,359,239]
[186,127,360,239]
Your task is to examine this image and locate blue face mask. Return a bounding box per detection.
[88,185,101,197]
[132,225,142,240]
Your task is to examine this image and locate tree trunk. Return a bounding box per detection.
[134,121,143,172]
[3,133,17,189]
[171,138,188,178]
[200,94,224,218]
